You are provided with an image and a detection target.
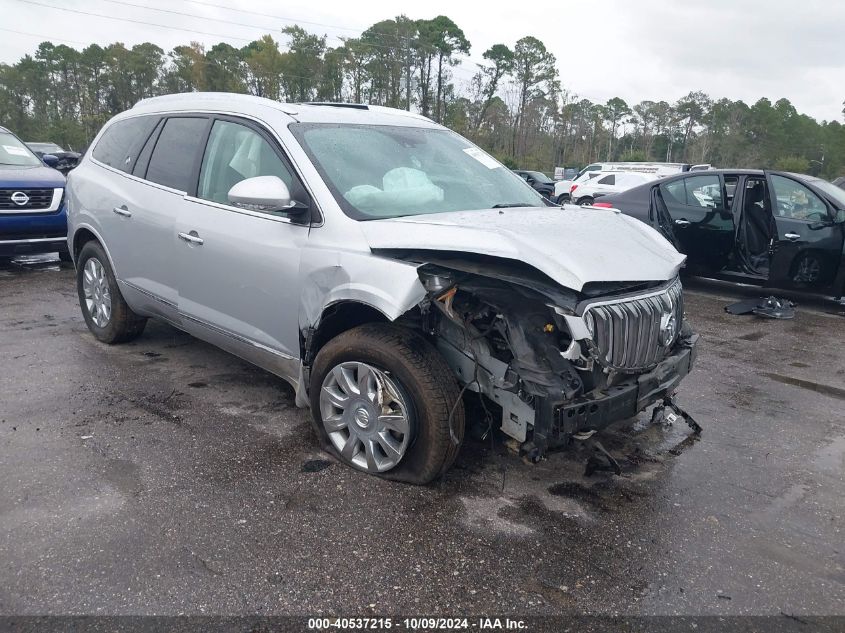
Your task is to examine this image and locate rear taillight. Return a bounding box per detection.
[570,184,578,193]
[592,202,613,208]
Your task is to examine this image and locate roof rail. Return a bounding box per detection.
[132,92,299,115]
[302,102,369,110]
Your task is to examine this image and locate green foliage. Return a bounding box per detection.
[774,156,811,173]
[620,150,647,162]
[0,19,842,178]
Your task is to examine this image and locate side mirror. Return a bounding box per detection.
[227,176,304,214]
[42,154,59,168]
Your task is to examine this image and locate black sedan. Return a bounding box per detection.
[598,169,845,300]
[25,142,81,175]
[513,170,555,200]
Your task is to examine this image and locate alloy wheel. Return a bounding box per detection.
[82,257,112,327]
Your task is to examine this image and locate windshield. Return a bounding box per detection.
[27,142,63,154]
[0,132,42,167]
[290,123,545,220]
[528,171,553,183]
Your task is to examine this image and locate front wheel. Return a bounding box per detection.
[556,193,569,205]
[76,241,147,344]
[309,323,465,485]
[579,196,595,206]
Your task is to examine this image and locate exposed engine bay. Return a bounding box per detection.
[384,250,700,460]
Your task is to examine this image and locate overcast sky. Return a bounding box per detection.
[2,0,843,122]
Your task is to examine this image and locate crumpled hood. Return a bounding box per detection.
[360,206,685,291]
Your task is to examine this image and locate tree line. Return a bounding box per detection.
[1,14,843,178]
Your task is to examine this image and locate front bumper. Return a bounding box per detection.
[0,202,68,257]
[554,333,699,435]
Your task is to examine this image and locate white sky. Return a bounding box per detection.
[2,0,843,122]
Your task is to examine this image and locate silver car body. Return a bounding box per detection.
[67,92,688,446]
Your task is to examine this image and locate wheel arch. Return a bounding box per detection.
[71,224,118,275]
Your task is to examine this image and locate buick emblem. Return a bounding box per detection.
[11,191,29,206]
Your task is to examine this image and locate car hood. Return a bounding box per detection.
[0,164,66,188]
[360,206,685,291]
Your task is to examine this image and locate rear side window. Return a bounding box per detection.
[93,116,158,173]
[597,174,615,185]
[146,117,209,192]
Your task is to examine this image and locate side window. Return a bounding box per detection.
[661,180,687,206]
[597,174,615,185]
[770,175,828,221]
[92,116,158,173]
[197,120,294,207]
[146,117,209,192]
[683,175,722,208]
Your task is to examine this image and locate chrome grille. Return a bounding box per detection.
[582,279,683,372]
[0,188,55,211]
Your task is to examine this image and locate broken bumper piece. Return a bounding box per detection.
[554,334,699,437]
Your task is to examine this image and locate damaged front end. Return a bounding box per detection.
[395,253,699,460]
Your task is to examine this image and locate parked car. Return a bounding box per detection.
[26,142,82,175]
[554,162,710,204]
[569,172,657,206]
[0,126,69,261]
[67,93,698,483]
[599,169,845,300]
[512,169,555,199]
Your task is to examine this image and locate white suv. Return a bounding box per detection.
[66,93,698,483]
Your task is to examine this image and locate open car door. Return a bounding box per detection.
[649,186,683,251]
[765,171,845,292]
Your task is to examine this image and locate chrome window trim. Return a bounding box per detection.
[182,195,310,226]
[90,109,324,227]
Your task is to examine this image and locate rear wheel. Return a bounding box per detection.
[309,323,465,484]
[76,241,147,344]
[556,194,569,205]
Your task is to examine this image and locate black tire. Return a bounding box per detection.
[556,193,569,205]
[309,323,465,485]
[579,196,594,206]
[76,241,147,344]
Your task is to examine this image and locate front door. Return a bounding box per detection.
[658,173,735,272]
[174,117,311,383]
[766,173,845,291]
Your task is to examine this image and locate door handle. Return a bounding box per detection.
[674,219,691,227]
[178,231,204,245]
[112,205,131,217]
[784,232,801,241]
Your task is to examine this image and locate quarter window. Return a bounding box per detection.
[146,117,209,192]
[92,116,158,173]
[770,175,828,221]
[197,120,293,207]
[597,174,615,185]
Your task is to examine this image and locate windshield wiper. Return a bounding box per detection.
[492,203,532,208]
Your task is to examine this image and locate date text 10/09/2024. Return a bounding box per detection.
[307,618,528,630]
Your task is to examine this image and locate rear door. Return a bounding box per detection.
[174,116,312,380]
[766,172,845,290]
[658,173,734,272]
[110,115,210,322]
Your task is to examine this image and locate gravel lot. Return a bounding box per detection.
[1,255,843,616]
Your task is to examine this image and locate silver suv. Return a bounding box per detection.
[67,93,698,484]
